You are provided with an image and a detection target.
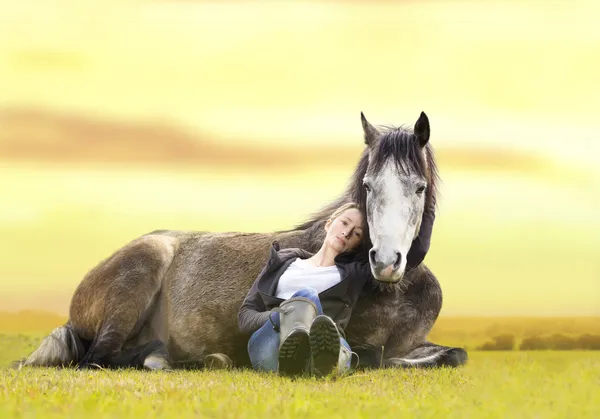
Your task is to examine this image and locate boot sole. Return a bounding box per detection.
[310,316,340,377]
[278,329,310,376]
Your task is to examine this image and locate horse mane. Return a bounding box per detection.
[283,124,440,256]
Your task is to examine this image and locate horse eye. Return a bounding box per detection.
[416,186,426,195]
[363,183,371,192]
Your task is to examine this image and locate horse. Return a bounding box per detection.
[22,112,467,371]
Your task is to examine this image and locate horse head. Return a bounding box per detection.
[358,112,438,284]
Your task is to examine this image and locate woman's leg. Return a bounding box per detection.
[338,337,353,374]
[309,313,341,376]
[277,288,321,375]
[247,287,322,373]
[288,287,323,314]
[247,312,280,372]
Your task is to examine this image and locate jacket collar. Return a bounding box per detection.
[269,240,366,266]
[268,241,312,267]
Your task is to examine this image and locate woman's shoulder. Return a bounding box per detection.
[269,240,313,262]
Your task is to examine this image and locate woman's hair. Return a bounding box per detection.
[328,202,359,222]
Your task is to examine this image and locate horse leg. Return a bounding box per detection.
[119,284,173,370]
[354,265,467,369]
[385,341,467,368]
[109,340,171,370]
[71,234,177,369]
[384,266,467,368]
[353,340,467,369]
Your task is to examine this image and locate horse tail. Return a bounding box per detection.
[18,324,85,368]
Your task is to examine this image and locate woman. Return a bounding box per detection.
[238,202,371,377]
[238,199,437,376]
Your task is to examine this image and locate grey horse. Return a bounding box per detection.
[22,112,467,370]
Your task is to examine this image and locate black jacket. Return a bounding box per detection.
[237,242,374,337]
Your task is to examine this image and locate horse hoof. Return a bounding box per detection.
[439,348,468,367]
[203,353,233,370]
[143,354,172,371]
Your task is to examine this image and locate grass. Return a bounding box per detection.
[1,333,599,418]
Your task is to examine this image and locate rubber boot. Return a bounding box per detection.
[276,297,319,376]
[309,315,351,377]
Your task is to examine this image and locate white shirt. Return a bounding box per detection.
[274,258,342,299]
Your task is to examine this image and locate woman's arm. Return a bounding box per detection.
[406,197,436,271]
[237,265,273,334]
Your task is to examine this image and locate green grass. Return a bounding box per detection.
[1,335,599,418]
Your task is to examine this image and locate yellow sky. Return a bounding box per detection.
[0,0,598,316]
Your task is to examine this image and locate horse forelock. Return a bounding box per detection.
[371,125,438,209]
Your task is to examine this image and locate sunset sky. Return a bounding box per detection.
[0,0,598,316]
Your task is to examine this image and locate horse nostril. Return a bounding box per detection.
[393,252,402,270]
[369,249,377,265]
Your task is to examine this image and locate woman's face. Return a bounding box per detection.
[324,208,364,254]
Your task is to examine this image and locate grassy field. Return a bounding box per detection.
[0,334,599,418]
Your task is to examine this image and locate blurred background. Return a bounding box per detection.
[0,0,598,323]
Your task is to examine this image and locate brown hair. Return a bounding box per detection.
[328,202,359,222]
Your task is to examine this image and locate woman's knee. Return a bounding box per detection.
[291,287,319,300]
[290,288,323,314]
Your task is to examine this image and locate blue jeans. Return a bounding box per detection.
[247,287,352,372]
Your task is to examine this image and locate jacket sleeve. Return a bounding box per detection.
[237,264,273,335]
[335,260,376,337]
[406,197,436,271]
[357,259,377,297]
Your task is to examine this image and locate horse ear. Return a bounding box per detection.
[361,112,379,147]
[414,111,430,147]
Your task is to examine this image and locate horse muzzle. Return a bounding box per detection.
[372,267,404,284]
[369,248,405,283]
